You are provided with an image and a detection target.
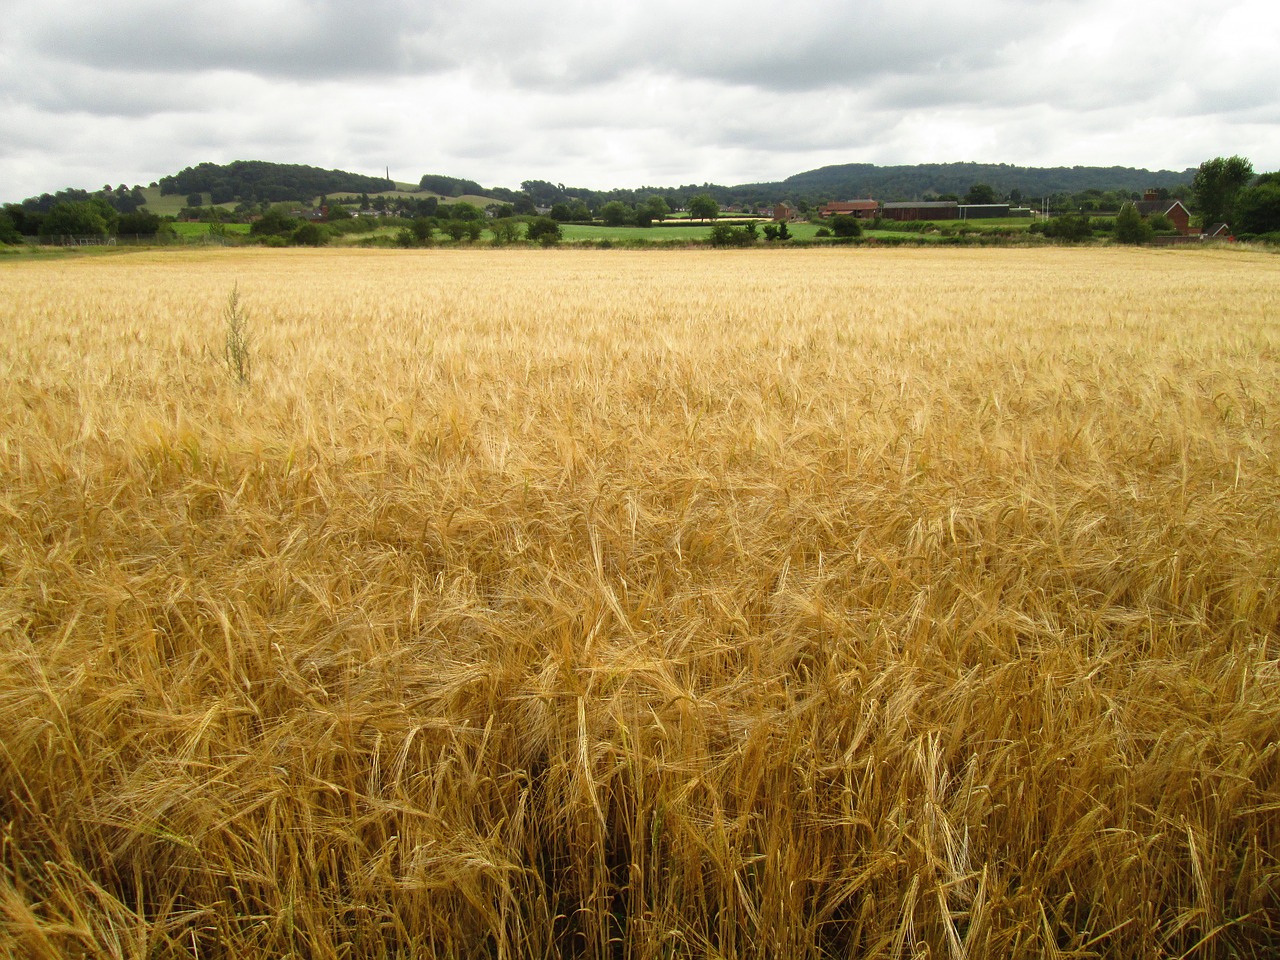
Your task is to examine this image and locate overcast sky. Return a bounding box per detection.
[2,0,1277,202]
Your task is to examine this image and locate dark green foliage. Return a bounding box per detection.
[829,215,861,238]
[600,201,632,227]
[520,180,571,206]
[116,210,162,236]
[739,162,1193,208]
[249,209,299,237]
[1193,156,1253,228]
[410,218,435,244]
[291,223,329,246]
[708,223,755,247]
[1036,214,1092,242]
[642,196,670,222]
[0,211,21,244]
[490,219,522,245]
[688,194,719,220]
[2,204,41,235]
[526,217,562,245]
[965,183,998,204]
[418,174,484,197]
[159,161,393,203]
[437,202,484,222]
[1114,203,1153,245]
[549,203,573,222]
[39,199,115,238]
[1233,179,1280,235]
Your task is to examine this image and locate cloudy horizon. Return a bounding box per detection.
[2,0,1277,203]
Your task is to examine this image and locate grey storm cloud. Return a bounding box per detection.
[17,0,1090,94]
[19,0,457,78]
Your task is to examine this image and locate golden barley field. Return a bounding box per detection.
[2,246,1279,959]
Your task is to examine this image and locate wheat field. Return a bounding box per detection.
[1,246,1278,959]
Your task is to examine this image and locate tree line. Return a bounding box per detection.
[4,156,1277,247]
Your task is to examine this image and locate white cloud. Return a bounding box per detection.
[2,0,1277,201]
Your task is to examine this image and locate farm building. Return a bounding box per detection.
[881,201,960,221]
[1135,190,1193,235]
[819,200,879,219]
[957,204,1011,219]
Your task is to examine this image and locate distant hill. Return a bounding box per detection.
[9,158,1200,213]
[156,161,394,205]
[723,162,1196,204]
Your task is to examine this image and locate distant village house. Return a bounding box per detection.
[1134,190,1193,235]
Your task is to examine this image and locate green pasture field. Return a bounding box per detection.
[881,216,1036,232]
[560,223,712,242]
[168,221,252,238]
[138,187,194,217]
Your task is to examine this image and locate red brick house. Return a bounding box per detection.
[1134,190,1192,235]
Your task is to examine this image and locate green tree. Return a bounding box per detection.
[600,201,633,226]
[250,209,299,237]
[116,210,162,236]
[40,200,110,238]
[1233,178,1280,235]
[643,195,670,222]
[490,218,521,245]
[1114,203,1152,244]
[410,217,435,245]
[549,203,573,222]
[1038,214,1092,241]
[1193,155,1253,228]
[0,211,21,244]
[829,214,862,238]
[688,194,719,220]
[965,183,997,204]
[291,222,329,246]
[439,201,484,221]
[526,217,561,245]
[708,223,753,247]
